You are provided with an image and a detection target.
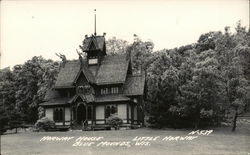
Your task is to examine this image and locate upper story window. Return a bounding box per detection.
[111,87,119,94]
[77,86,84,94]
[77,85,93,95]
[101,87,119,95]
[88,56,98,65]
[101,88,109,95]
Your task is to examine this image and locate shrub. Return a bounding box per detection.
[34,117,55,131]
[106,115,123,130]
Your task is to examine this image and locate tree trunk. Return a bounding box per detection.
[194,110,200,129]
[194,117,200,129]
[232,110,238,132]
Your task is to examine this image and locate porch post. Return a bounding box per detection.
[126,103,129,124]
[141,96,145,126]
[63,107,65,126]
[70,106,72,125]
[91,105,94,125]
[85,104,88,123]
[93,105,96,125]
[131,104,134,124]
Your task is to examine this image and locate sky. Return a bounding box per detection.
[0,0,249,69]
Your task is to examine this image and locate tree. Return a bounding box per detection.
[13,56,59,123]
[126,35,154,73]
[0,102,9,134]
[0,68,18,134]
[178,49,223,128]
[106,37,129,55]
[214,22,250,131]
[8,109,24,133]
[224,55,250,131]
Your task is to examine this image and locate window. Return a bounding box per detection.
[101,87,119,95]
[87,106,92,120]
[54,107,63,122]
[77,85,93,95]
[77,86,84,94]
[101,88,109,95]
[72,107,76,120]
[111,87,119,94]
[105,105,117,118]
[88,58,98,65]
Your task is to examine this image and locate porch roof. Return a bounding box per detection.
[95,95,130,103]
[68,94,95,103]
[40,98,70,106]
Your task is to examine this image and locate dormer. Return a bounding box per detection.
[80,34,106,66]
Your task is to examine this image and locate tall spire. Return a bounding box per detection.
[94,9,97,36]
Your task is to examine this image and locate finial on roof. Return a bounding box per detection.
[76,49,84,67]
[94,9,97,36]
[55,53,67,67]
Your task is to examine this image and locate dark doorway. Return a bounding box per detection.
[77,104,86,124]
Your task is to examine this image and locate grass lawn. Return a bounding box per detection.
[1,125,250,155]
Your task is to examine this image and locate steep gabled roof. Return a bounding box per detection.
[95,54,129,85]
[54,54,130,88]
[54,60,80,88]
[81,35,105,52]
[54,60,95,88]
[123,73,146,96]
[73,63,95,84]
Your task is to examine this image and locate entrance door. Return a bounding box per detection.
[77,104,86,124]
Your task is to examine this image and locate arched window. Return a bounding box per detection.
[105,105,117,118]
[111,106,116,114]
[54,107,63,122]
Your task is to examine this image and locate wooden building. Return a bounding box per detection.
[40,34,146,129]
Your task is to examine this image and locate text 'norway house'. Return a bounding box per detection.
[40,33,146,130]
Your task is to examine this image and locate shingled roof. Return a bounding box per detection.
[95,54,129,85]
[44,89,61,101]
[81,35,105,52]
[40,89,68,106]
[95,95,130,103]
[54,60,95,88]
[54,54,129,88]
[123,74,146,96]
[54,60,80,88]
[68,94,95,103]
[40,98,70,106]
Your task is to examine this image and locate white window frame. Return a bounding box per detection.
[88,58,98,65]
